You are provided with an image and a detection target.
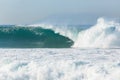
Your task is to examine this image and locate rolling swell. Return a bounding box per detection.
[0,26,73,48]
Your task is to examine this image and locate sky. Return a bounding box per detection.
[0,0,120,24]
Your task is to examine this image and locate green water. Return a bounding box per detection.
[0,26,73,48]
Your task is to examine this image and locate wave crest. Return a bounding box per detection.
[73,18,120,48]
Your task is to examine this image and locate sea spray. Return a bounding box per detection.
[73,18,120,48]
[30,18,120,48]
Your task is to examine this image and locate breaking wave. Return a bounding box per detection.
[30,18,120,48]
[0,17,120,48]
[0,26,73,48]
[73,18,120,48]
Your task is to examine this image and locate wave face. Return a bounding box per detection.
[73,18,120,48]
[0,26,73,48]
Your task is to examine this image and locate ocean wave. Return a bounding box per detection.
[29,17,120,48]
[73,18,120,48]
[0,17,120,48]
[0,27,73,48]
[29,24,87,41]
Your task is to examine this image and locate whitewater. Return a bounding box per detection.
[0,49,120,80]
[0,18,120,80]
[73,18,120,48]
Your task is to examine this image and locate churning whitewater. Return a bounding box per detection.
[0,49,120,80]
[73,18,120,48]
[0,18,120,48]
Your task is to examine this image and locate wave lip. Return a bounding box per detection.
[29,24,82,41]
[73,18,120,48]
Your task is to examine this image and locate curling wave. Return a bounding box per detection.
[0,18,120,48]
[0,26,73,48]
[30,18,120,48]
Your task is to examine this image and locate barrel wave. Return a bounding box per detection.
[0,26,73,48]
[30,18,120,48]
[0,18,120,48]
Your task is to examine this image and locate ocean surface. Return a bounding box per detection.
[0,18,120,80]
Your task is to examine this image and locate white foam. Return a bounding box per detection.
[73,18,120,48]
[0,48,120,80]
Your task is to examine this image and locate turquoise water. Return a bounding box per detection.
[0,24,90,48]
[0,25,90,48]
[0,26,74,48]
